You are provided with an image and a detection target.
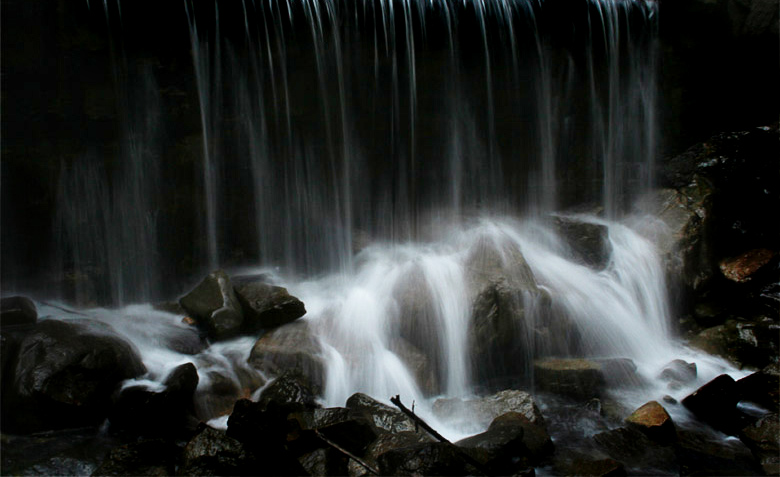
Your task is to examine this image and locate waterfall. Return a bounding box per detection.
[47,0,677,428]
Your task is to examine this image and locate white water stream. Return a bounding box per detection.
[34,214,749,440]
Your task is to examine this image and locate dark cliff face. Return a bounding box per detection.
[1,0,777,303]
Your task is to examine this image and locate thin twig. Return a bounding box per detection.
[314,429,380,475]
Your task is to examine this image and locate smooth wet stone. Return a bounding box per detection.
[248,321,324,391]
[433,389,545,429]
[0,296,37,330]
[533,358,606,400]
[682,374,741,433]
[345,393,416,434]
[179,270,244,341]
[658,359,697,385]
[232,276,306,331]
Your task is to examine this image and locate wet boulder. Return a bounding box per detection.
[179,424,257,476]
[345,392,416,434]
[179,270,245,341]
[737,362,780,412]
[689,319,779,369]
[551,449,626,477]
[288,407,380,457]
[551,215,612,269]
[298,447,348,476]
[347,431,432,477]
[719,248,777,283]
[376,441,477,476]
[0,296,37,330]
[533,358,607,400]
[682,374,743,434]
[457,411,553,473]
[257,371,320,414]
[232,276,306,332]
[109,363,199,437]
[4,319,146,433]
[248,321,324,391]
[433,389,546,430]
[625,401,676,444]
[739,413,780,475]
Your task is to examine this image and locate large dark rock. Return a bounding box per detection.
[288,407,380,457]
[737,363,780,412]
[345,392,416,434]
[457,411,553,473]
[675,428,762,476]
[232,276,306,331]
[689,319,779,369]
[0,296,37,330]
[109,362,199,437]
[3,319,146,433]
[179,270,245,341]
[256,372,320,414]
[92,439,179,476]
[248,321,324,391]
[625,401,677,444]
[376,441,478,476]
[551,215,613,269]
[682,374,744,433]
[347,431,433,477]
[298,447,348,476]
[739,413,780,475]
[179,425,256,476]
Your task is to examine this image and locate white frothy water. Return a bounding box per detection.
[34,213,752,440]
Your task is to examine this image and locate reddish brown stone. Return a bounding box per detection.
[625,401,676,444]
[719,248,776,283]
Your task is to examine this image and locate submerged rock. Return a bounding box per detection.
[4,319,146,433]
[433,389,545,430]
[551,215,613,269]
[658,359,697,386]
[179,270,244,341]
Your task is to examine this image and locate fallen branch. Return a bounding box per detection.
[314,429,380,475]
[389,395,492,476]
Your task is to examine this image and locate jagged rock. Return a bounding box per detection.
[345,393,416,434]
[625,401,676,444]
[739,413,780,475]
[288,407,380,457]
[257,372,320,414]
[232,277,306,332]
[658,359,697,386]
[92,439,179,476]
[376,441,477,476]
[0,296,37,329]
[109,363,199,437]
[347,431,433,477]
[433,389,545,430]
[737,363,780,412]
[248,321,324,391]
[689,319,779,369]
[179,270,244,341]
[4,319,146,433]
[676,429,762,476]
[682,374,744,433]
[457,411,553,472]
[179,425,255,475]
[551,215,613,269]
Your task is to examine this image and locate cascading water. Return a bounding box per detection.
[13,0,754,457]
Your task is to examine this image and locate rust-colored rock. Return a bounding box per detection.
[625,400,676,444]
[719,248,776,283]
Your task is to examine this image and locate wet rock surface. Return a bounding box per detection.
[3,319,146,433]
[233,276,306,331]
[551,215,613,269]
[0,296,38,330]
[248,321,324,391]
[624,400,676,444]
[179,270,245,341]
